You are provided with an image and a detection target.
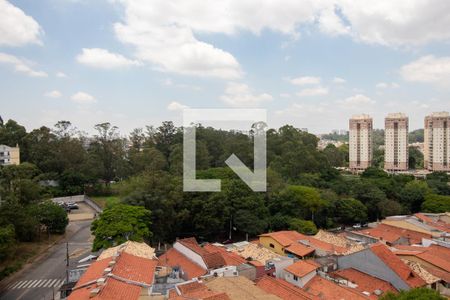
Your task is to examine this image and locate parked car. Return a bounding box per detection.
[352,223,361,229]
[67,202,79,209]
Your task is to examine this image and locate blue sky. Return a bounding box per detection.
[1,0,450,134]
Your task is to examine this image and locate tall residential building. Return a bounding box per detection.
[384,113,409,171]
[424,112,450,172]
[349,114,373,171]
[0,144,20,166]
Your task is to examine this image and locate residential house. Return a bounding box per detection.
[0,144,20,165]
[358,223,432,246]
[168,280,230,300]
[337,244,425,291]
[256,276,315,300]
[283,260,319,288]
[393,244,450,296]
[259,231,347,258]
[68,241,158,300]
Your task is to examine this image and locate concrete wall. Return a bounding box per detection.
[337,248,409,291]
[259,236,285,255]
[283,270,316,288]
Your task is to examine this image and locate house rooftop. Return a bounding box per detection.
[332,268,397,297]
[304,276,368,300]
[158,248,207,280]
[256,276,315,300]
[370,244,425,288]
[203,276,281,300]
[169,280,230,300]
[69,249,158,300]
[178,238,226,269]
[284,260,319,278]
[98,240,156,260]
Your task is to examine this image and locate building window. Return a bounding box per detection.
[269,243,275,248]
[293,275,298,281]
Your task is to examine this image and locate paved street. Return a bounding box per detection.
[0,220,94,300]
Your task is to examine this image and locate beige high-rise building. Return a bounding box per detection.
[424,112,450,172]
[384,113,409,171]
[349,114,373,170]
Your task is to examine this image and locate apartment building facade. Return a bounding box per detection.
[424,112,450,172]
[384,113,409,171]
[349,114,373,171]
[0,144,20,166]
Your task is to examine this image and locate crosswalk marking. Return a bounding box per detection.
[6,278,65,290]
[21,280,37,289]
[30,279,43,288]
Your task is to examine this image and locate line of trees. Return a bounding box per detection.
[1,119,449,251]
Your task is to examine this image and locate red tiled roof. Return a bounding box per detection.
[332,268,397,296]
[362,224,431,245]
[370,244,425,288]
[158,248,207,280]
[260,231,305,247]
[256,276,315,300]
[169,281,230,300]
[203,244,247,266]
[284,260,318,278]
[304,276,368,300]
[414,213,435,224]
[260,231,347,254]
[285,243,315,257]
[396,244,450,279]
[178,238,226,269]
[69,251,158,300]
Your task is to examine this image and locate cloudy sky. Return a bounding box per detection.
[1,0,450,134]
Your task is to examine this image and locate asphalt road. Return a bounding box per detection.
[0,220,94,300]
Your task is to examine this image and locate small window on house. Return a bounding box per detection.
[293,275,298,281]
[269,243,275,248]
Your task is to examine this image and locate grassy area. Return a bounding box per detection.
[90,196,121,209]
[0,234,63,281]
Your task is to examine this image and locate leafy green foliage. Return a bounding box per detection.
[0,225,16,261]
[91,204,152,251]
[422,193,450,213]
[381,288,445,300]
[33,201,68,234]
[288,219,318,235]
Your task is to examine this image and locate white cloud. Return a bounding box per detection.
[332,77,346,84]
[297,86,328,97]
[0,0,42,47]
[221,82,272,107]
[0,52,47,77]
[288,76,321,86]
[76,48,140,69]
[44,90,62,98]
[400,55,450,86]
[336,0,450,46]
[318,6,350,36]
[376,82,400,89]
[167,101,189,111]
[337,94,375,108]
[56,71,67,78]
[280,93,291,98]
[71,92,96,104]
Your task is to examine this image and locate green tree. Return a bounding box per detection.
[0,225,16,261]
[334,198,368,225]
[381,288,444,300]
[91,204,152,251]
[289,218,318,235]
[33,201,69,234]
[422,194,450,213]
[400,181,431,212]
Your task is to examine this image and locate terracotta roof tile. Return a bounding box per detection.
[332,268,397,296]
[370,244,425,288]
[361,224,431,245]
[285,243,315,257]
[256,276,315,300]
[204,276,281,300]
[284,260,319,278]
[203,244,247,266]
[304,276,368,300]
[69,244,158,300]
[170,281,231,300]
[178,238,226,269]
[158,248,207,280]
